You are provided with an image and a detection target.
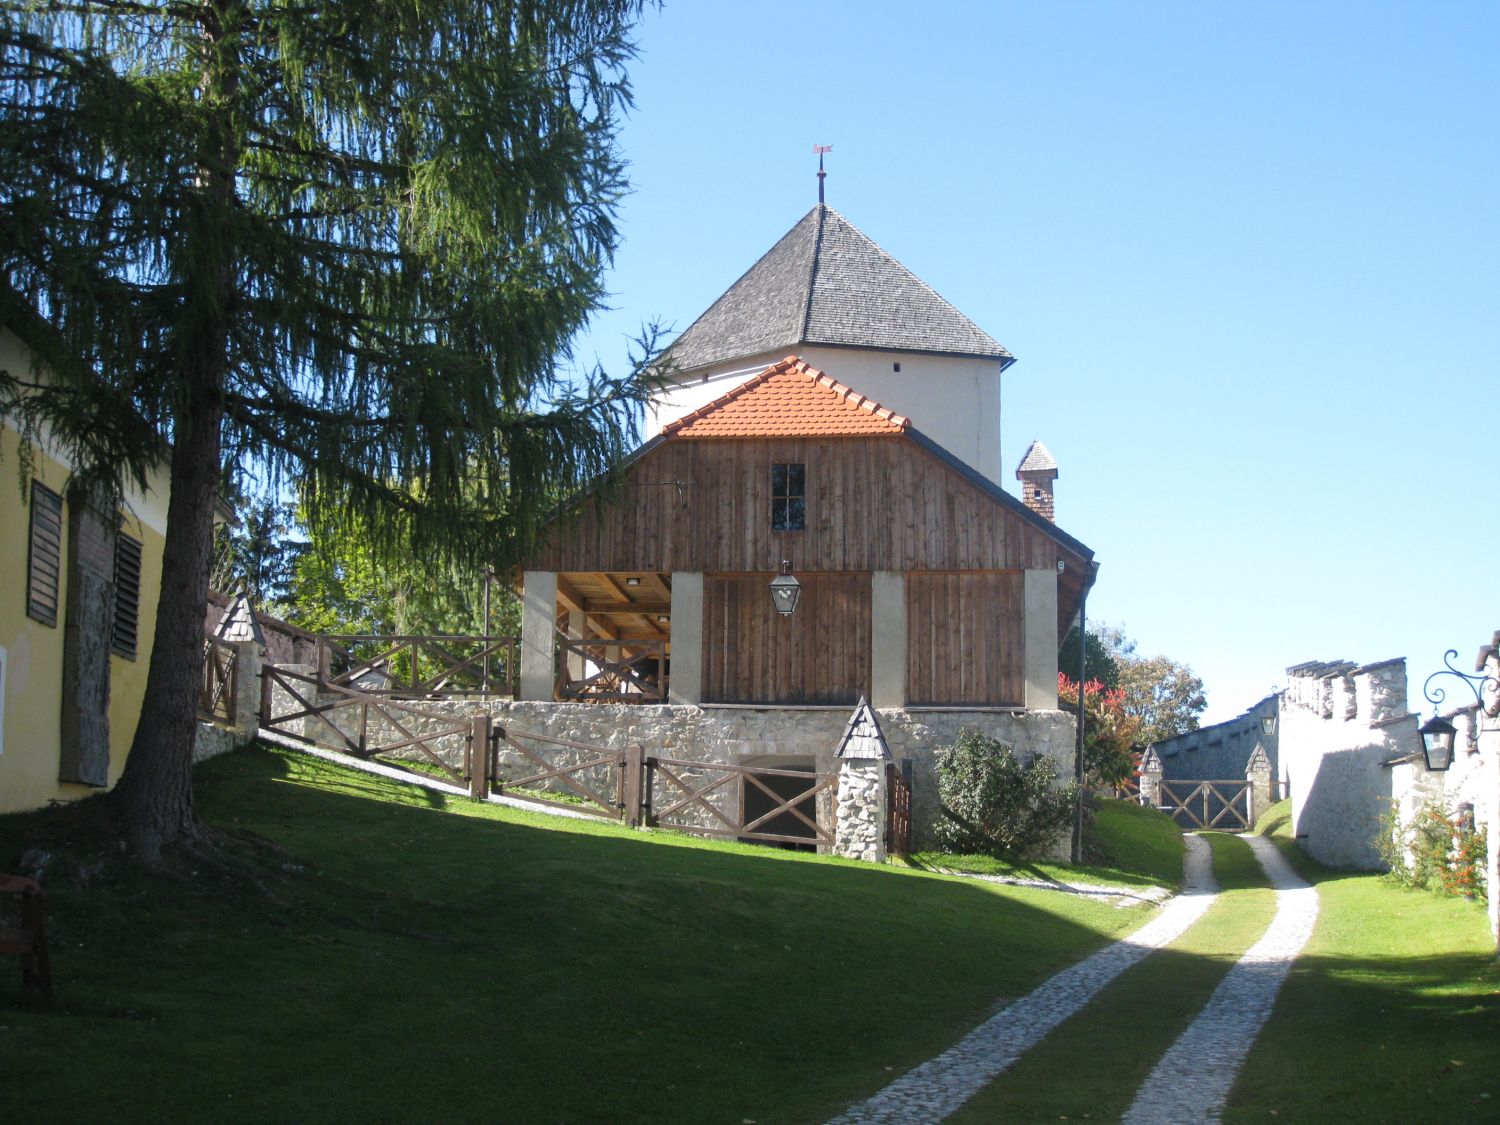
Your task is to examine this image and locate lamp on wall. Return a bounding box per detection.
[1418,713,1457,772]
[769,560,802,617]
[1418,648,1497,772]
[1261,712,1278,737]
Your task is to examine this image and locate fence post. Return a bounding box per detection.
[260,660,274,731]
[1245,743,1273,826]
[622,742,645,827]
[1139,746,1165,809]
[470,715,492,801]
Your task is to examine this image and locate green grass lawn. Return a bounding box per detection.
[1253,795,1293,839]
[912,796,1186,890]
[0,744,1156,1124]
[1225,841,1500,1122]
[951,833,1277,1123]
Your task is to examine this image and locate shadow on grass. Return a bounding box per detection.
[0,744,1155,1125]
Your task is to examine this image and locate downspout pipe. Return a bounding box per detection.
[1072,588,1087,863]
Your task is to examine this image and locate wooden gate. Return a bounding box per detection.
[1159,779,1251,832]
[885,760,913,855]
[645,757,836,848]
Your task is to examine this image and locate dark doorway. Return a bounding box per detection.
[740,760,819,850]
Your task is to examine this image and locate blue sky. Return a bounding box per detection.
[572,0,1499,723]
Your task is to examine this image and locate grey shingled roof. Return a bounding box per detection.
[834,696,892,761]
[1016,439,1058,474]
[667,206,1012,372]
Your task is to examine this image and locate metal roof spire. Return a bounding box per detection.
[814,144,832,204]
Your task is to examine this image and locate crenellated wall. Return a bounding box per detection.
[1280,657,1416,869]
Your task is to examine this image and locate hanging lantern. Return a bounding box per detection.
[769,560,802,617]
[1418,713,1456,772]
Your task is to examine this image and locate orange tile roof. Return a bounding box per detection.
[662,356,910,439]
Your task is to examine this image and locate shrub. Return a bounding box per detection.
[1376,798,1488,901]
[934,731,1079,861]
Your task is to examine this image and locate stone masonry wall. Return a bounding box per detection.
[256,688,1078,856]
[1153,693,1281,791]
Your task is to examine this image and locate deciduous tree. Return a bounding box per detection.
[0,0,656,858]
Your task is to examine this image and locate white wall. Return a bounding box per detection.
[649,346,1006,484]
[1281,659,1414,869]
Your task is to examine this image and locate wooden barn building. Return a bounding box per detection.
[508,203,1098,848]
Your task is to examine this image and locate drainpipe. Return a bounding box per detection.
[1072,588,1087,864]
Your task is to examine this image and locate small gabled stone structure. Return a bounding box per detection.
[833,696,892,862]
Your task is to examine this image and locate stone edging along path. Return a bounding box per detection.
[826,835,1221,1125]
[1122,834,1319,1125]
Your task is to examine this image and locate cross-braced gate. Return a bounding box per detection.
[1159,779,1252,831]
[645,757,837,848]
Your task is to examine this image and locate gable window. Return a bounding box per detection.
[112,532,143,660]
[771,463,806,531]
[26,482,63,627]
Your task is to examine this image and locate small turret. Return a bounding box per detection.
[1016,439,1058,522]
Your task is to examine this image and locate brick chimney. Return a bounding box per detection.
[1016,439,1058,522]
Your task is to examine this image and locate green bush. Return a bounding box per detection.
[934,730,1079,861]
[1377,798,1488,900]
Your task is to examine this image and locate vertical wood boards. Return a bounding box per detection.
[528,436,1086,576]
[905,571,1024,706]
[703,573,871,705]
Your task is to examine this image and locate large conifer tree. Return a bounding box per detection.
[0,0,654,858]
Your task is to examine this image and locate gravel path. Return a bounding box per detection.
[826,835,1219,1125]
[1121,834,1319,1124]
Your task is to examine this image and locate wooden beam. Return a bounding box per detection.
[585,598,670,616]
[556,574,588,616]
[597,572,633,604]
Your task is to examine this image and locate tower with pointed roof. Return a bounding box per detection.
[650,204,1014,485]
[1016,439,1059,522]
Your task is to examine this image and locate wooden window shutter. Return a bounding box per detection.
[26,482,63,627]
[111,532,143,660]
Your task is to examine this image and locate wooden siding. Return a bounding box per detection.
[530,437,1086,576]
[704,573,871,705]
[906,572,1024,706]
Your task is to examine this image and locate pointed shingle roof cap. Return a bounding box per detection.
[835,696,893,761]
[661,356,909,439]
[1016,440,1058,475]
[666,205,1013,372]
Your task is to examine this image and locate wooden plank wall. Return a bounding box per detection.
[704,573,871,705]
[530,437,1082,576]
[906,572,1024,706]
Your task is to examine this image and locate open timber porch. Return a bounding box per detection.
[518,566,1060,709]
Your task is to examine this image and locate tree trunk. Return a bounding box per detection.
[112,386,224,860]
[112,0,237,861]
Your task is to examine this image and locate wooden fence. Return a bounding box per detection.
[315,634,517,698]
[255,671,853,849]
[260,664,481,789]
[644,757,836,848]
[199,634,238,725]
[556,638,667,703]
[486,727,631,818]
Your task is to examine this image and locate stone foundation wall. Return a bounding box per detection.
[266,693,1077,853]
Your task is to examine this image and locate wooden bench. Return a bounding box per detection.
[0,874,52,999]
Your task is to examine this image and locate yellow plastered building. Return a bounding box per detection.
[0,330,169,813]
